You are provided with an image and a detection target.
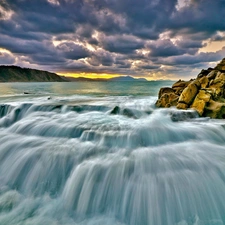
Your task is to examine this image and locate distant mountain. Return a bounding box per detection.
[108,76,148,82]
[0,66,67,82]
[63,76,106,82]
[64,75,148,82]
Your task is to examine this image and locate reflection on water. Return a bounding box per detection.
[0,81,174,98]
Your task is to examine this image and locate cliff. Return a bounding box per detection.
[0,66,67,82]
[156,58,225,119]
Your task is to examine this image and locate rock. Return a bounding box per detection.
[211,72,225,87]
[158,87,174,99]
[191,90,212,116]
[155,58,225,119]
[177,102,188,110]
[207,70,217,80]
[204,100,225,119]
[172,80,190,89]
[197,68,213,78]
[123,108,138,119]
[172,80,191,95]
[170,110,199,122]
[156,92,179,108]
[214,58,225,71]
[199,76,209,88]
[111,106,120,114]
[178,80,200,105]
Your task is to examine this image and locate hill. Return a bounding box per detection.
[108,76,147,82]
[64,75,148,82]
[0,66,67,82]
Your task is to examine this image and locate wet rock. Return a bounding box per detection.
[170,110,199,122]
[123,108,138,119]
[110,106,120,114]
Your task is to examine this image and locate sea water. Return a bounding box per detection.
[0,81,225,225]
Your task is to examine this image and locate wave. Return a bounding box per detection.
[1,100,225,224]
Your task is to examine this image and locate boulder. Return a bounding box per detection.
[204,100,225,119]
[172,80,190,89]
[178,80,200,105]
[156,92,179,108]
[111,106,120,114]
[199,76,209,89]
[214,58,225,71]
[207,70,217,80]
[177,102,188,110]
[191,90,211,116]
[197,68,212,78]
[158,87,174,99]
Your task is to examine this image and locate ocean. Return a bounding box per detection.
[0,81,225,225]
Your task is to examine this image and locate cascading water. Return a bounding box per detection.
[1,82,225,225]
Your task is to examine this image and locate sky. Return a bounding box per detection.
[0,0,225,80]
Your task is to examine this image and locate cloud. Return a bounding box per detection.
[0,52,15,64]
[100,35,144,54]
[56,42,90,60]
[0,0,224,79]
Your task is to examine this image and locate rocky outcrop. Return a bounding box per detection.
[156,58,225,119]
[0,66,67,82]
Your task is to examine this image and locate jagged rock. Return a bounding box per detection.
[172,80,191,95]
[172,80,190,88]
[155,58,225,119]
[204,100,225,119]
[156,92,179,108]
[207,70,217,80]
[197,68,213,78]
[199,76,209,88]
[158,87,175,98]
[214,58,225,71]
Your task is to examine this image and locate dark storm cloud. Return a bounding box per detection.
[0,52,15,64]
[88,50,114,66]
[100,35,144,54]
[0,0,225,79]
[159,48,225,66]
[56,42,90,60]
[148,39,185,57]
[170,0,225,33]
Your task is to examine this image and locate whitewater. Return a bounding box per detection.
[1,81,225,225]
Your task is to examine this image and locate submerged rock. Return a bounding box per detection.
[156,58,225,119]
